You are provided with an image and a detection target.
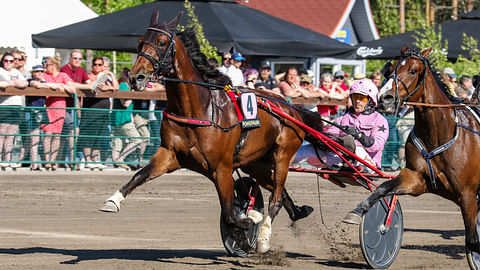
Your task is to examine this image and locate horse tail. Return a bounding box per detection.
[293,105,334,150]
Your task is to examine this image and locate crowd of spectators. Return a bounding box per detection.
[0,49,165,171]
[3,48,476,172]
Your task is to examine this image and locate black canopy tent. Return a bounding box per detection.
[353,9,480,60]
[32,0,355,58]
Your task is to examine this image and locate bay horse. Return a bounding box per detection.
[100,11,317,253]
[343,46,480,259]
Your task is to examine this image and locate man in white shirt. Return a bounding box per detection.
[218,52,232,75]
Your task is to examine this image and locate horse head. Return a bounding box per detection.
[129,10,183,91]
[378,46,432,114]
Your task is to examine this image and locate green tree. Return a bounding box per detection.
[81,0,156,74]
[454,34,480,77]
[177,0,220,63]
[412,25,448,69]
[81,0,219,73]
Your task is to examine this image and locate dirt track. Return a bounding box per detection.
[0,169,469,269]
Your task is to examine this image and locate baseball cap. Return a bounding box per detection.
[442,67,456,78]
[334,70,345,78]
[259,60,271,69]
[231,52,246,61]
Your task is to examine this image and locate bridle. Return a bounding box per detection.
[137,26,177,78]
[382,50,429,114]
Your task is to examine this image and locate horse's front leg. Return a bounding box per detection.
[343,168,426,224]
[216,166,256,230]
[256,158,290,253]
[100,147,180,213]
[461,192,480,253]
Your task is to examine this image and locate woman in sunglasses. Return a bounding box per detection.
[0,52,28,169]
[293,79,389,171]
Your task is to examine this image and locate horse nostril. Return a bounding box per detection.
[380,94,395,104]
[136,74,146,82]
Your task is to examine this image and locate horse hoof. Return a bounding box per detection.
[291,205,314,221]
[256,239,271,253]
[99,200,119,213]
[342,212,362,225]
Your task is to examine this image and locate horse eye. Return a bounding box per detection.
[159,41,166,47]
[410,68,417,74]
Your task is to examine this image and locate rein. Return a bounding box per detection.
[404,101,480,108]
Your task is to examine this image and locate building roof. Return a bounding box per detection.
[237,0,379,44]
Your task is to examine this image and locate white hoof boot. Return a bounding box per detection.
[247,209,263,224]
[342,211,362,225]
[256,239,271,253]
[256,216,272,253]
[99,191,124,213]
[100,201,119,213]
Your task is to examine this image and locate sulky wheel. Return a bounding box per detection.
[220,177,264,257]
[360,196,403,269]
[466,203,480,270]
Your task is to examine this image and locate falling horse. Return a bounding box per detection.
[100,11,317,254]
[343,46,480,267]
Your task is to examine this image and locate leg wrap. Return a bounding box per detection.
[247,209,263,224]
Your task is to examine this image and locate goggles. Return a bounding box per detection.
[351,93,369,102]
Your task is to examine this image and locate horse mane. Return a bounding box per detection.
[177,28,231,86]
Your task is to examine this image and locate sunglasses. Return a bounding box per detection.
[335,76,344,79]
[14,57,24,61]
[93,63,103,66]
[223,58,231,61]
[3,59,14,63]
[351,93,369,102]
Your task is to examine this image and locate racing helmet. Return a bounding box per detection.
[349,78,379,106]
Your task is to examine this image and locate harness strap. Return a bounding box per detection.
[410,114,459,189]
[163,111,241,132]
[224,85,244,122]
[163,111,212,126]
[458,105,480,135]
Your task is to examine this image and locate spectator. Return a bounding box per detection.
[41,56,77,171]
[369,71,382,88]
[299,74,325,99]
[353,72,366,81]
[254,60,279,93]
[316,72,348,116]
[78,57,116,170]
[12,50,30,79]
[60,49,90,169]
[26,65,49,170]
[441,67,457,97]
[333,70,349,91]
[226,52,246,87]
[456,75,474,99]
[278,67,310,98]
[0,53,28,170]
[111,82,142,171]
[131,99,151,169]
[244,68,259,89]
[218,52,232,75]
[118,67,130,83]
[294,79,389,171]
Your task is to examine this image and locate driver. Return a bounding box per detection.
[293,79,389,171]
